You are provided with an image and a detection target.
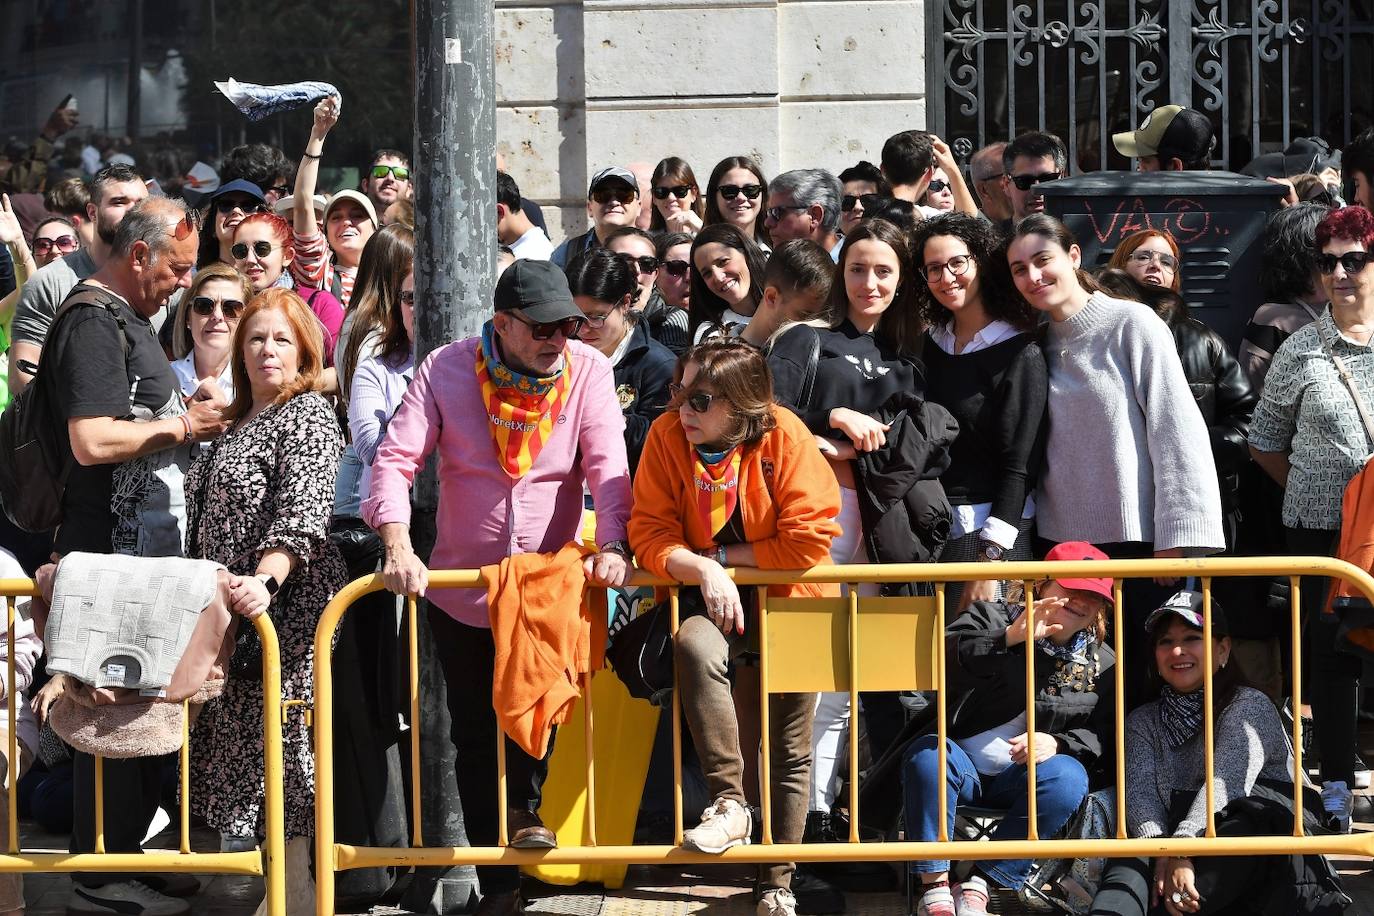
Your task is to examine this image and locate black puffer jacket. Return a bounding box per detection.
[857,599,1116,834]
[1164,311,1257,521]
[613,320,677,476]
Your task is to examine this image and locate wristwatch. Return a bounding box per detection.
[255,573,281,598]
[600,540,631,558]
[977,541,1005,562]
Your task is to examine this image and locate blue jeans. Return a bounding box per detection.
[902,734,1088,889]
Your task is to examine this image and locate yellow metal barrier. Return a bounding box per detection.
[0,578,287,915]
[313,557,1374,916]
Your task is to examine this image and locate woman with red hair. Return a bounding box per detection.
[232,211,344,362]
[1250,204,1374,824]
[1107,228,1182,292]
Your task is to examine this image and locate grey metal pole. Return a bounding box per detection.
[125,0,143,138]
[401,0,496,911]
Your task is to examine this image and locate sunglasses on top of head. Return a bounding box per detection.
[33,235,78,255]
[1010,171,1061,191]
[231,240,276,260]
[1317,251,1373,275]
[191,296,245,320]
[370,164,411,181]
[510,312,584,341]
[652,185,693,200]
[669,383,716,414]
[718,183,763,201]
[591,186,636,205]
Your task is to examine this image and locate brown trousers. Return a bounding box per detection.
[675,613,815,890]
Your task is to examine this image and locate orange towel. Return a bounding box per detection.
[483,542,606,758]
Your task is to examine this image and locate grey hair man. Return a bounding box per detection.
[9,162,150,395]
[765,168,843,259]
[47,195,228,916]
[970,141,1012,223]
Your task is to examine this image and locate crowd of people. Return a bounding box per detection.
[0,94,1372,916]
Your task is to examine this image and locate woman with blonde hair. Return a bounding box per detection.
[185,288,347,916]
[169,262,251,400]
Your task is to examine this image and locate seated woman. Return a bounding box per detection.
[905,541,1114,916]
[1090,591,1346,916]
[629,338,842,916]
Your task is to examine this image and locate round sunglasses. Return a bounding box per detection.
[231,240,277,260]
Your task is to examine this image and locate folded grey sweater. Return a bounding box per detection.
[1037,291,1225,550]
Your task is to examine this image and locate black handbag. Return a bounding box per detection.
[607,599,675,706]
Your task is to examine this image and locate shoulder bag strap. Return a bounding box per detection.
[1316,318,1374,449]
[798,327,822,409]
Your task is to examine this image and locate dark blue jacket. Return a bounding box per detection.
[614,319,677,475]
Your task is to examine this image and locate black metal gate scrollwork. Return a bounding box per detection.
[925,0,1374,172]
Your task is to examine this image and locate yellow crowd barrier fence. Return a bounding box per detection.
[0,578,287,916]
[311,557,1374,915]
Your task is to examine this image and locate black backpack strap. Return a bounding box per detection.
[40,286,133,382]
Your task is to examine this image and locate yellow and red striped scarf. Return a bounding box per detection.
[693,446,743,539]
[475,328,574,479]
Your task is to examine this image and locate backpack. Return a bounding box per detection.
[0,287,131,533]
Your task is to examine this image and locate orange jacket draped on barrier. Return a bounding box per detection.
[483,542,604,758]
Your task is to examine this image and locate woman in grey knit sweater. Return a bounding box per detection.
[1089,592,1346,916]
[1003,215,1226,709]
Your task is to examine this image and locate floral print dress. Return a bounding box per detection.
[185,392,346,839]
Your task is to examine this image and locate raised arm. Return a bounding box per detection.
[293,96,339,239]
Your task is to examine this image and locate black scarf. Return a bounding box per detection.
[1159,685,1206,748]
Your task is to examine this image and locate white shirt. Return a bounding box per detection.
[170,352,234,402]
[957,712,1027,776]
[930,319,1034,550]
[509,226,554,261]
[694,308,753,344]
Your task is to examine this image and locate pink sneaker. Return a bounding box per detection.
[915,885,956,916]
[952,875,990,916]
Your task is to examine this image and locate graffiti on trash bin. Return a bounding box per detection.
[1079,196,1227,247]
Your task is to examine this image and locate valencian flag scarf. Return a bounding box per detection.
[693,446,743,539]
[475,321,573,479]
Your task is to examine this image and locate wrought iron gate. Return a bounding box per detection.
[925,0,1374,172]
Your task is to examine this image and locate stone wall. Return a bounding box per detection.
[494,0,927,244]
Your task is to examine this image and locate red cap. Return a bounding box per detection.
[1043,541,1114,601]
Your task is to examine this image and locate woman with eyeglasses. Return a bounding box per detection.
[911,214,1045,609]
[629,338,842,916]
[649,156,705,236]
[169,263,249,401]
[688,223,768,343]
[650,231,693,355]
[838,161,890,237]
[1250,205,1374,824]
[920,167,957,213]
[704,156,772,250]
[232,212,345,364]
[198,179,269,269]
[1000,214,1224,711]
[604,226,660,313]
[566,248,675,474]
[31,217,81,268]
[1106,229,1182,291]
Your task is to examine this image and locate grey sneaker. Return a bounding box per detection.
[758,887,798,916]
[68,881,191,916]
[682,796,752,853]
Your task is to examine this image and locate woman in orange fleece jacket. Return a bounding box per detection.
[629,338,841,916]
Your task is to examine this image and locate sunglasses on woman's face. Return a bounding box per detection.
[33,235,78,255]
[926,179,951,194]
[669,383,716,414]
[840,193,885,213]
[231,240,276,260]
[400,290,415,306]
[215,196,268,216]
[718,184,763,201]
[661,259,690,278]
[1317,251,1373,275]
[652,185,692,200]
[618,253,660,274]
[191,296,244,320]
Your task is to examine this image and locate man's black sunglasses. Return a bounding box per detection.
[1009,171,1061,191]
[510,312,584,341]
[841,193,886,212]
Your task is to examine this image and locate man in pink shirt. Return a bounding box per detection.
[362,259,632,916]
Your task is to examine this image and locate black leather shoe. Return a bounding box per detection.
[793,867,847,914]
[508,808,557,849]
[474,890,525,915]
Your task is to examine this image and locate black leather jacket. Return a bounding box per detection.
[1165,311,1257,517]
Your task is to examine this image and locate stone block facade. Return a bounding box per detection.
[495,0,926,243]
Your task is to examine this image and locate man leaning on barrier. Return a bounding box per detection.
[362,258,633,916]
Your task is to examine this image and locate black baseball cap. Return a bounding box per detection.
[1113,105,1216,163]
[1144,589,1229,638]
[493,259,583,324]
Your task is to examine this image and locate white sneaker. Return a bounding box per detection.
[758,887,798,916]
[68,881,191,915]
[682,797,752,853]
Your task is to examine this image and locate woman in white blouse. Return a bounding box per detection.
[170,263,249,402]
